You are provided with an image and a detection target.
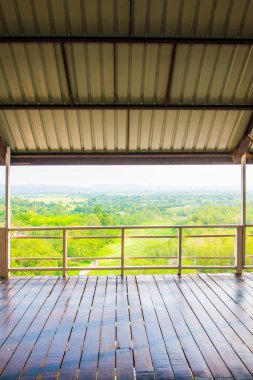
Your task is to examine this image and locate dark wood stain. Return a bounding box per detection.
[0,274,253,379]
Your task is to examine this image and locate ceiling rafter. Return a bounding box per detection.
[233,113,253,163]
[164,44,176,105]
[60,43,74,106]
[10,152,235,166]
[0,36,253,45]
[0,104,252,110]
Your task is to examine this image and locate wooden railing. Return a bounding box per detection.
[5,224,250,276]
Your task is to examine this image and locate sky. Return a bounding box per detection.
[0,165,248,188]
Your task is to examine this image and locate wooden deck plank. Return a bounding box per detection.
[189,274,253,353]
[170,273,241,379]
[0,278,31,314]
[37,277,87,379]
[174,275,253,379]
[200,274,253,333]
[218,274,253,306]
[0,278,20,299]
[155,275,216,379]
[209,274,253,306]
[146,276,193,379]
[97,277,117,380]
[0,274,253,379]
[0,277,48,347]
[241,273,253,290]
[78,276,107,380]
[136,275,175,380]
[58,276,97,380]
[242,273,253,285]
[0,278,65,379]
[19,277,77,379]
[127,276,155,380]
[116,277,134,380]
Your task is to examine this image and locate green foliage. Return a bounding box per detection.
[4,189,253,275]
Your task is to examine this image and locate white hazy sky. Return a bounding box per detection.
[0,165,249,188]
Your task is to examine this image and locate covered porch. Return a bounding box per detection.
[0,1,253,378]
[0,0,253,278]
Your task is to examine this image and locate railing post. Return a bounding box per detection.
[63,229,67,277]
[5,147,11,279]
[0,228,7,278]
[121,228,125,277]
[235,226,243,275]
[241,154,246,269]
[178,227,182,276]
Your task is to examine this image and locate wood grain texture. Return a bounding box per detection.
[0,274,253,379]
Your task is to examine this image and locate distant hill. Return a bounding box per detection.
[0,184,241,196]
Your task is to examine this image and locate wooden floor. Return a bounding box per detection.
[1,275,253,379]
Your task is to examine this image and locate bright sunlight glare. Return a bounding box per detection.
[1,164,249,188]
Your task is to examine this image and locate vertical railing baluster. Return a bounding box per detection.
[235,226,243,275]
[178,227,182,276]
[121,228,125,277]
[63,229,67,277]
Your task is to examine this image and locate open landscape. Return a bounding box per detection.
[2,185,253,275]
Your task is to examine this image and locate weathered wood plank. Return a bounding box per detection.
[189,274,253,353]
[38,277,87,379]
[0,277,48,347]
[200,274,253,333]
[19,277,77,379]
[0,278,59,376]
[136,275,175,380]
[156,275,216,379]
[218,274,253,306]
[97,276,116,380]
[0,274,253,379]
[0,278,65,379]
[58,276,96,380]
[78,276,107,380]
[175,275,253,379]
[0,277,20,298]
[127,276,155,380]
[147,275,193,379]
[116,277,134,380]
[0,277,31,314]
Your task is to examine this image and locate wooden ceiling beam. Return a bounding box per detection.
[0,138,6,165]
[0,104,252,111]
[10,152,234,166]
[0,36,252,45]
[233,114,253,163]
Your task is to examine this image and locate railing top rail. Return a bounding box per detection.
[8,224,242,232]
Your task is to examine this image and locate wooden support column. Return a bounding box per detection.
[234,154,246,275]
[241,153,246,271]
[0,146,10,278]
[5,147,10,278]
[0,228,7,278]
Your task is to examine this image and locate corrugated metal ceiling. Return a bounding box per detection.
[2,43,252,105]
[0,109,250,153]
[0,0,253,38]
[0,0,252,161]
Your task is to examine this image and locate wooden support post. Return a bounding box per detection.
[121,228,125,277]
[235,226,243,275]
[241,154,246,269]
[63,229,67,277]
[178,228,182,276]
[0,228,7,278]
[4,147,10,278]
